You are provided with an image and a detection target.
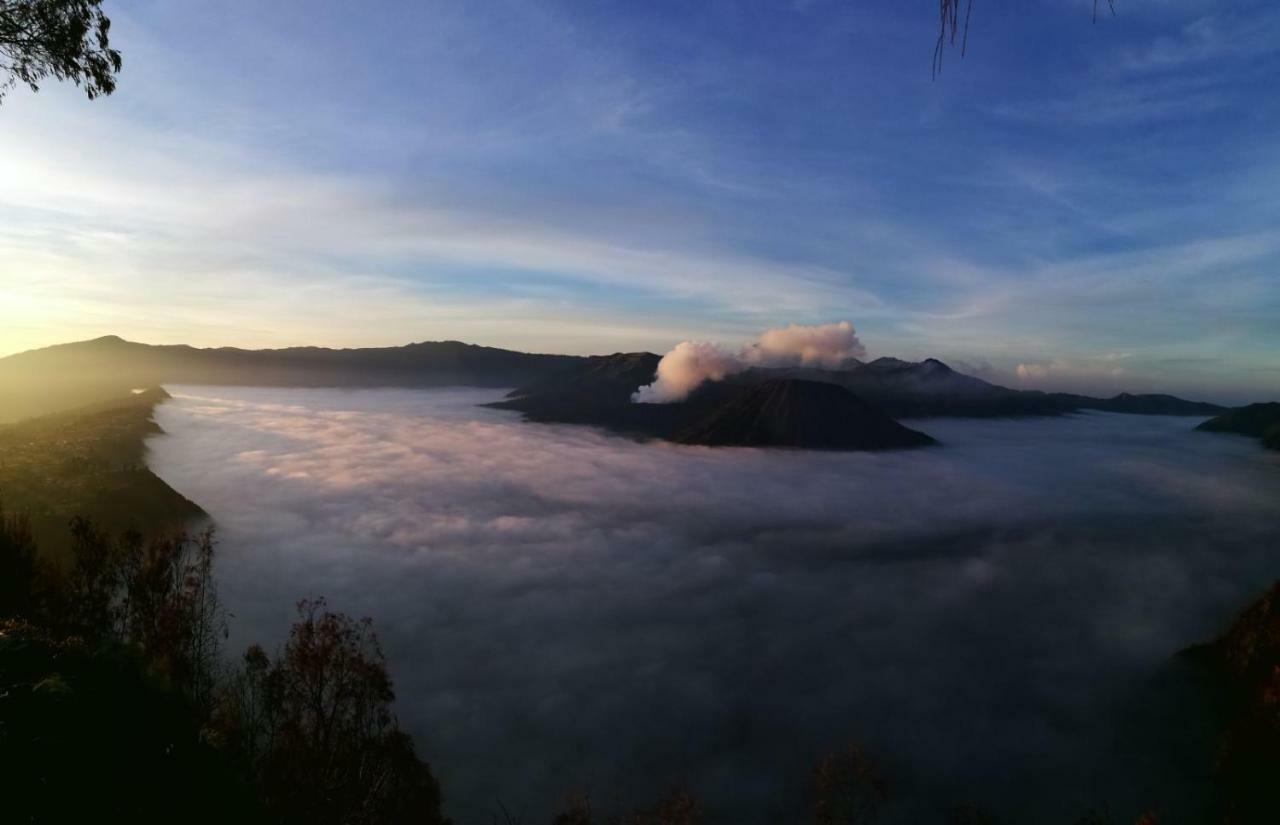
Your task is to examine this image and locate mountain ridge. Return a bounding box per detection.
[0,335,583,422]
[1,336,1233,429]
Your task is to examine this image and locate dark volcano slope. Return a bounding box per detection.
[493,353,1006,433]
[1196,403,1280,451]
[493,351,1216,450]
[491,358,935,450]
[488,352,733,438]
[501,352,661,406]
[674,379,936,450]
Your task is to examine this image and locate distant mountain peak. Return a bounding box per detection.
[920,358,953,372]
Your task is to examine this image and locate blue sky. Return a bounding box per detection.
[1,0,1278,401]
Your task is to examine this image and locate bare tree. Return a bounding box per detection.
[116,526,227,710]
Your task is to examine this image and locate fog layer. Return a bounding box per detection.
[148,387,1280,823]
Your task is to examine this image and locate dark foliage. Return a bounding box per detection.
[812,744,890,825]
[0,0,121,102]
[552,794,595,825]
[0,502,38,617]
[212,598,449,825]
[639,790,702,825]
[549,789,702,825]
[1184,581,1280,823]
[0,390,448,824]
[948,804,1000,825]
[32,518,228,709]
[0,619,263,825]
[0,516,448,825]
[1071,811,1159,825]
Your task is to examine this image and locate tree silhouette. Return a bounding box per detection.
[549,789,702,825]
[0,502,38,617]
[214,598,450,825]
[0,0,122,103]
[813,744,890,825]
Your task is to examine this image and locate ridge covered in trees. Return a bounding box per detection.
[0,386,200,552]
[0,389,449,824]
[0,511,449,825]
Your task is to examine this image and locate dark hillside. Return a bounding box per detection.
[1196,403,1280,451]
[1061,392,1227,417]
[0,388,201,555]
[0,622,266,825]
[1184,582,1280,822]
[0,336,582,422]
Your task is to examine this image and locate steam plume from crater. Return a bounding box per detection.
[632,321,866,403]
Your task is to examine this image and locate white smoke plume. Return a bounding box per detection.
[632,321,866,403]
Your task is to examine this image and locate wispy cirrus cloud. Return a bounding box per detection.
[2,0,1279,401]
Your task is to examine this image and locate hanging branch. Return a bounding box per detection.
[0,0,122,103]
[935,0,1117,78]
[933,0,974,79]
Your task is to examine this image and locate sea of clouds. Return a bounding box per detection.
[148,386,1280,823]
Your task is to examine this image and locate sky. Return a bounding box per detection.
[2,0,1278,401]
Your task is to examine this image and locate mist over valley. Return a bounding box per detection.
[147,385,1280,822]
